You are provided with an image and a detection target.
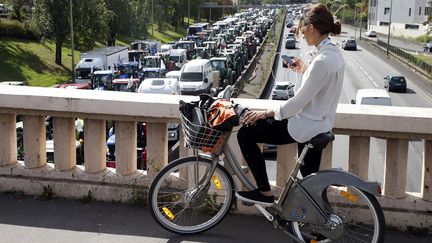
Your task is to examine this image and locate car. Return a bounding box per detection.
[286,21,293,28]
[424,42,432,52]
[272,81,295,100]
[285,38,296,49]
[364,30,377,37]
[137,78,180,95]
[289,26,298,33]
[351,89,392,106]
[286,33,296,42]
[342,39,357,50]
[384,75,407,93]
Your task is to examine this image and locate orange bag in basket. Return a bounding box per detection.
[207,99,239,132]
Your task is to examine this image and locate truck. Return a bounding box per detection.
[131,40,161,56]
[74,46,128,85]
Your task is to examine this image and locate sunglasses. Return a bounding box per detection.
[301,24,312,34]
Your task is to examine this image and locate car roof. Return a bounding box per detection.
[170,49,186,55]
[356,88,390,98]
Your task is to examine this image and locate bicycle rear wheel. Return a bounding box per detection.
[290,185,385,243]
[148,156,235,234]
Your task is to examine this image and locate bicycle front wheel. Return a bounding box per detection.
[290,185,385,243]
[148,156,235,234]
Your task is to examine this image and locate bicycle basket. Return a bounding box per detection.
[180,113,228,154]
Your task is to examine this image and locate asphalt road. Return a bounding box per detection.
[0,193,430,243]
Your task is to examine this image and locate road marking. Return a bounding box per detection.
[345,53,378,88]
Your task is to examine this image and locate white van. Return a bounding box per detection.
[165,70,181,80]
[169,49,187,70]
[351,89,392,106]
[179,59,214,95]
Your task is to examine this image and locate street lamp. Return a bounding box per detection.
[70,0,75,83]
[386,0,393,56]
[151,0,154,36]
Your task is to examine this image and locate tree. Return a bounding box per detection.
[33,0,70,65]
[73,0,109,50]
[105,0,132,46]
[6,0,32,22]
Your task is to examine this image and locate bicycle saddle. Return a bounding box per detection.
[308,131,335,150]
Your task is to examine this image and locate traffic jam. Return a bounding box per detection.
[47,7,280,169]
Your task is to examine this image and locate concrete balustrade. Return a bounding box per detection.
[0,86,431,231]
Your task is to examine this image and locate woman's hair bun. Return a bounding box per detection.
[333,20,342,35]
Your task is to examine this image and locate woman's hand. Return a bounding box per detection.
[290,58,308,74]
[241,110,267,126]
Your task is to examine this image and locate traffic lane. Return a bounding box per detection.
[343,25,425,53]
[338,28,432,107]
[334,33,432,108]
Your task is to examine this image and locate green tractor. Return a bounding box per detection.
[210,57,234,90]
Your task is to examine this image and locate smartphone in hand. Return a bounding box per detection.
[281,55,296,67]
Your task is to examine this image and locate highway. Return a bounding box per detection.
[265,14,432,193]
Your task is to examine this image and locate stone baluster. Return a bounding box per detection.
[320,142,333,170]
[84,119,106,173]
[115,121,137,176]
[383,138,409,198]
[23,115,46,168]
[53,117,76,171]
[0,114,17,166]
[276,144,297,187]
[422,140,432,201]
[146,122,168,177]
[348,136,370,180]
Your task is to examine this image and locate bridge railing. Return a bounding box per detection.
[0,86,431,230]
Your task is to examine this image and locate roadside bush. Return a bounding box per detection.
[416,35,432,44]
[0,19,40,40]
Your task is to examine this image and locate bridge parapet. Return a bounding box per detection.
[0,86,431,231]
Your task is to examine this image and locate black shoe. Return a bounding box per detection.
[235,189,274,206]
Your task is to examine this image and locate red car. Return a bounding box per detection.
[290,26,298,34]
[56,83,90,89]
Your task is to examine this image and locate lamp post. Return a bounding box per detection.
[188,0,190,25]
[354,2,357,39]
[386,0,393,56]
[70,0,75,83]
[151,0,154,36]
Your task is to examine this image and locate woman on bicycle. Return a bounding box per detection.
[236,4,344,206]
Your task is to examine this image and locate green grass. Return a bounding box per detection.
[0,37,81,86]
[416,54,432,65]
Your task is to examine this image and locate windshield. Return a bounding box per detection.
[181,72,203,82]
[75,68,92,81]
[94,75,112,87]
[143,58,158,68]
[128,52,142,62]
[188,27,203,36]
[275,84,289,90]
[211,60,226,70]
[144,71,159,78]
[169,56,180,63]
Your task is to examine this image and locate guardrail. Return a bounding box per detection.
[0,86,431,231]
[376,39,432,77]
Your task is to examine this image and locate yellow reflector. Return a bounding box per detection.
[212,175,222,190]
[340,190,359,202]
[162,207,175,220]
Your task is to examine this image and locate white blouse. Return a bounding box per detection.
[273,41,345,143]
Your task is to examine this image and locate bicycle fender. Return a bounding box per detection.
[279,169,381,223]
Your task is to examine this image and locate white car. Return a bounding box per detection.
[272,81,295,100]
[137,78,180,95]
[365,30,377,37]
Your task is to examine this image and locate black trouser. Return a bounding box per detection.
[237,118,323,192]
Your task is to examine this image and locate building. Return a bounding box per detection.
[368,0,431,37]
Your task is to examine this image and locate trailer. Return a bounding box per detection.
[131,40,161,56]
[74,46,128,85]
